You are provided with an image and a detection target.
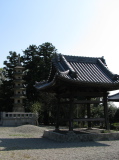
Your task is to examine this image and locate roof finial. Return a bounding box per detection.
[18,54,21,65]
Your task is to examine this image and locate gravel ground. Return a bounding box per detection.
[0,125,119,160]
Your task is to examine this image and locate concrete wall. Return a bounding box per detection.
[0,112,38,126]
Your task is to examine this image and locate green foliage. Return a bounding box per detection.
[73,122,79,128]
[22,42,57,102]
[113,122,119,127]
[0,42,58,122]
[91,102,118,119]
[114,109,119,122]
[101,130,110,133]
[110,122,119,131]
[74,104,87,118]
[0,68,5,85]
[30,101,42,113]
[108,102,118,123]
[91,103,104,118]
[3,51,20,80]
[0,52,20,111]
[0,80,13,111]
[38,93,57,125]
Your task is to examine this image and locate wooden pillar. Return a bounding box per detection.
[69,97,74,131]
[103,92,110,130]
[55,97,60,131]
[87,99,91,129]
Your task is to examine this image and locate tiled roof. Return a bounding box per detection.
[35,54,119,91]
[52,54,119,83]
[108,92,119,101]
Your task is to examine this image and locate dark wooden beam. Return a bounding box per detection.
[59,92,104,98]
[55,97,60,131]
[87,99,91,128]
[73,118,105,122]
[74,100,103,104]
[69,97,74,131]
[103,92,110,130]
[60,100,103,104]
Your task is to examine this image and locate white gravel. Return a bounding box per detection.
[0,125,119,160]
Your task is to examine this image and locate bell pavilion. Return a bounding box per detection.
[35,54,119,131]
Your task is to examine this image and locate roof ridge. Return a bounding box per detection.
[63,54,103,59]
[61,55,75,72]
[63,55,104,64]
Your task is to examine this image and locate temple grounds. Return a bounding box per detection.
[0,125,119,160]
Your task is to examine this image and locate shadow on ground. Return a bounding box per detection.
[0,137,110,151]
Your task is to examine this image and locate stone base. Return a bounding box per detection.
[1,112,38,126]
[13,106,25,112]
[43,129,119,142]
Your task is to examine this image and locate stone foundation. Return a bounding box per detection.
[43,129,119,142]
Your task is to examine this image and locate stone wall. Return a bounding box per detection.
[43,130,119,142]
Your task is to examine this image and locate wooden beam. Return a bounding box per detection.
[55,97,60,131]
[69,96,74,131]
[60,100,103,104]
[59,92,104,98]
[74,100,103,104]
[87,100,91,128]
[73,118,105,122]
[103,92,110,130]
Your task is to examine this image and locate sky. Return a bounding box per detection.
[1,0,119,105]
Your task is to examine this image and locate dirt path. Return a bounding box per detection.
[0,125,119,160]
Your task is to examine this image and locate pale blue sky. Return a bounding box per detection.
[1,0,119,76]
[1,0,119,106]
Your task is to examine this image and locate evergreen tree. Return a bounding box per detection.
[22,42,57,102]
[0,42,58,122]
[22,42,57,124]
[0,52,20,111]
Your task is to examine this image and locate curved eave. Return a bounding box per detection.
[57,74,119,90]
[34,80,55,91]
[35,73,119,92]
[108,92,119,101]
